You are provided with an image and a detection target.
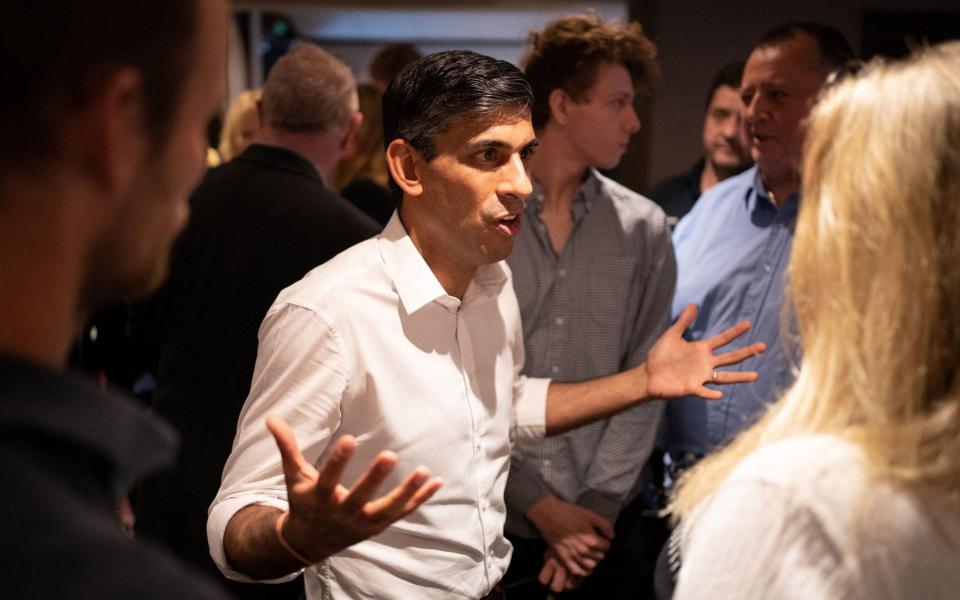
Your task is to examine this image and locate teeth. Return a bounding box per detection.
[502,215,516,222]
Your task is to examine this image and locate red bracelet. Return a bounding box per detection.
[275,511,314,566]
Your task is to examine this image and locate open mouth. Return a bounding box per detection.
[496,213,522,237]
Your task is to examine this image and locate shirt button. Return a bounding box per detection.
[763,263,772,272]
[551,365,560,374]
[558,268,566,277]
[543,459,552,467]
[554,317,565,326]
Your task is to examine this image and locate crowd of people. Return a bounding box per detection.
[2,2,958,599]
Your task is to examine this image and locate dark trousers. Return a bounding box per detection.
[502,496,670,600]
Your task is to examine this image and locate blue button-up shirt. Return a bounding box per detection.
[665,166,799,460]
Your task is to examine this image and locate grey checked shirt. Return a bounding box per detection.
[505,169,676,537]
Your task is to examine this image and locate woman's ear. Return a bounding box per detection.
[385,138,423,199]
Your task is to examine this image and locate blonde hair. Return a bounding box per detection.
[218,89,261,162]
[332,83,389,190]
[671,41,960,521]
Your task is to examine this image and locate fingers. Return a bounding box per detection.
[365,468,444,517]
[554,546,588,578]
[589,514,615,540]
[314,434,359,498]
[707,319,753,350]
[340,450,398,512]
[693,385,724,400]
[267,416,318,486]
[669,303,699,335]
[538,559,558,587]
[547,561,569,593]
[714,342,766,367]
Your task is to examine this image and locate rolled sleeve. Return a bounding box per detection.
[511,375,549,450]
[206,302,348,582]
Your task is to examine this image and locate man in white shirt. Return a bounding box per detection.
[208,50,764,600]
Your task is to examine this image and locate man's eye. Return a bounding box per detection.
[520,146,537,160]
[481,149,497,162]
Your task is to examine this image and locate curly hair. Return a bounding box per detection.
[524,13,659,129]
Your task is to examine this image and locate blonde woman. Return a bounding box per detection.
[217,89,261,162]
[669,41,960,599]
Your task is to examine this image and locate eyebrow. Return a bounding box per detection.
[464,138,539,154]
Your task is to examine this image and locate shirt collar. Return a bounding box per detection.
[241,143,328,187]
[748,166,800,213]
[0,353,178,485]
[377,212,509,314]
[528,167,600,221]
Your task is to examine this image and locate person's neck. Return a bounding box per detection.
[399,207,475,300]
[261,127,339,184]
[530,127,589,213]
[760,167,800,207]
[700,159,742,193]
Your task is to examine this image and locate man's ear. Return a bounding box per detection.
[548,88,572,126]
[385,138,424,198]
[338,111,364,156]
[78,67,149,202]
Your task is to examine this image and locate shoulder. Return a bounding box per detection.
[672,166,756,245]
[591,170,670,241]
[269,236,385,318]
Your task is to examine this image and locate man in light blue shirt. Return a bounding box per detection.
[665,23,854,469]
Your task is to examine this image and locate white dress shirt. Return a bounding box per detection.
[676,434,960,599]
[208,213,550,599]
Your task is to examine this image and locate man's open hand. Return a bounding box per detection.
[645,304,766,400]
[268,416,443,563]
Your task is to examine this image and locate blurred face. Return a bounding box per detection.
[564,62,641,170]
[741,35,824,182]
[99,0,228,299]
[413,111,538,270]
[702,84,750,172]
[230,107,259,157]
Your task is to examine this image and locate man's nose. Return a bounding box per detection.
[500,153,533,200]
[625,105,641,134]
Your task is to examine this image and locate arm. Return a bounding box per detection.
[208,304,441,581]
[545,304,766,435]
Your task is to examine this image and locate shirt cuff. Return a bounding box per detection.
[513,376,550,450]
[207,494,304,583]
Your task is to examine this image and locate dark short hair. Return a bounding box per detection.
[382,50,533,203]
[370,43,423,87]
[2,1,196,168]
[704,61,745,109]
[524,14,659,129]
[756,23,855,74]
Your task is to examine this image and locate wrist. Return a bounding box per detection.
[275,511,316,566]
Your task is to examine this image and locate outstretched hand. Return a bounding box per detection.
[267,416,443,564]
[644,304,766,400]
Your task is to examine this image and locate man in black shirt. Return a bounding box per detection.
[0,1,231,597]
[133,44,381,599]
[648,62,751,224]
